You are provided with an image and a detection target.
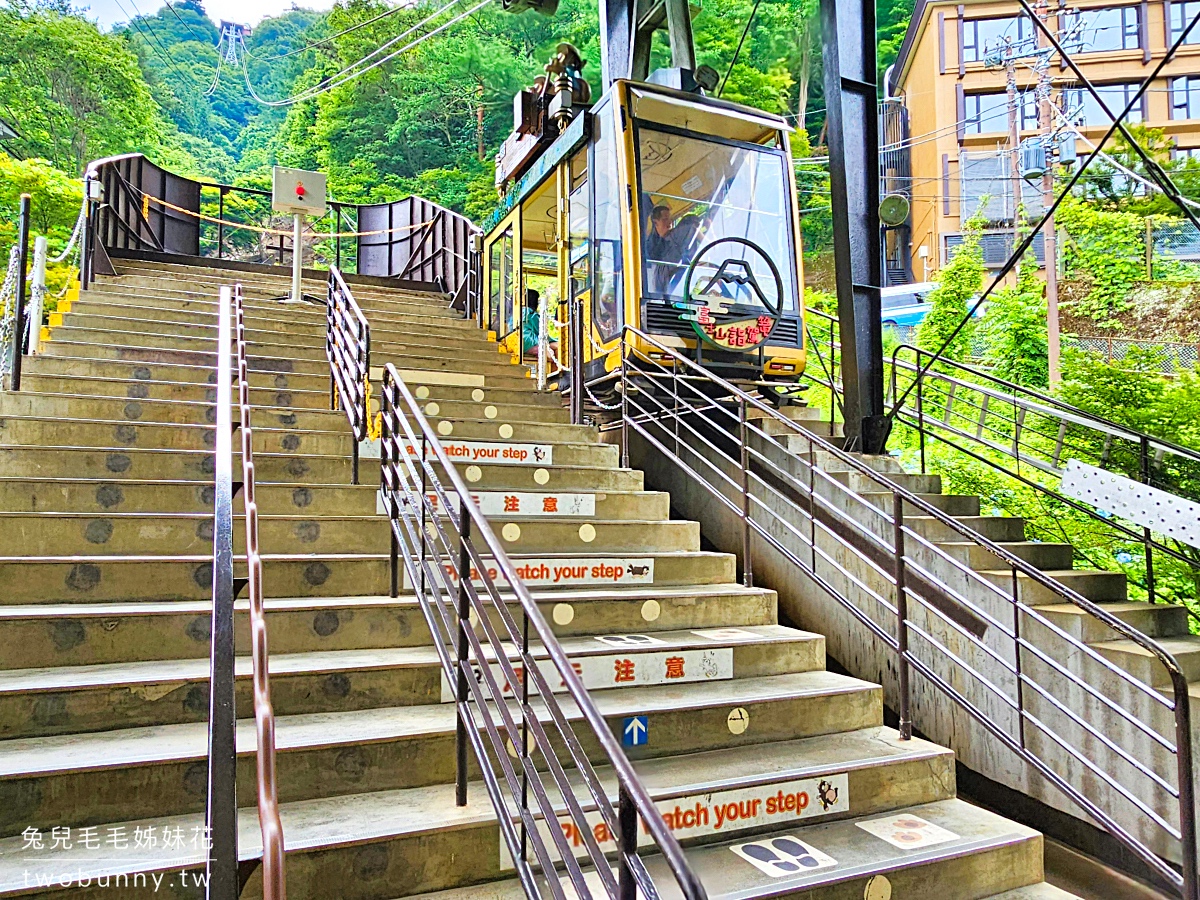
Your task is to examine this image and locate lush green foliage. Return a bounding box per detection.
[0,156,83,244]
[1056,196,1146,321]
[977,248,1048,387]
[914,211,984,361]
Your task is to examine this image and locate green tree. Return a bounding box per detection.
[916,210,985,361]
[0,6,172,172]
[977,247,1048,386]
[0,155,82,243]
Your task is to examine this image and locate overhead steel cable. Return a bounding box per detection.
[889,4,1200,425]
[718,0,763,97]
[247,2,411,61]
[163,0,214,45]
[114,0,202,89]
[239,0,493,107]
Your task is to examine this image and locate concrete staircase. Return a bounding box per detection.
[0,258,1075,898]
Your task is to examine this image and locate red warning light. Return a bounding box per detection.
[295,182,306,198]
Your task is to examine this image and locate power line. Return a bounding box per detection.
[114,0,200,89]
[239,0,492,107]
[718,0,762,97]
[162,0,213,45]
[248,2,411,62]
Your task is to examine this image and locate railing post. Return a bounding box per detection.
[617,784,637,900]
[808,434,817,573]
[1012,567,1026,750]
[217,189,225,259]
[206,286,239,900]
[739,397,753,588]
[1171,670,1199,900]
[893,493,912,741]
[916,353,926,474]
[569,297,584,425]
[8,194,31,391]
[455,495,471,807]
[81,176,93,292]
[620,351,629,469]
[1140,435,1157,605]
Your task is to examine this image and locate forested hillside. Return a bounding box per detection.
[0,0,913,230]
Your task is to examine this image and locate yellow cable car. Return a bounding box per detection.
[480,77,806,399]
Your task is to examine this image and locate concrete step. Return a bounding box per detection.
[0,549,736,603]
[393,417,594,443]
[0,512,389,557]
[0,722,948,857]
[1033,601,1191,643]
[0,583,781,668]
[0,478,378,516]
[1092,635,1200,688]
[906,515,1027,544]
[0,415,351,456]
[980,569,1130,607]
[0,625,823,743]
[0,390,348,429]
[936,541,1076,572]
[411,397,570,425]
[25,353,536,393]
[402,799,1045,900]
[0,446,357,483]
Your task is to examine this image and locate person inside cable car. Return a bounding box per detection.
[645,202,706,296]
[521,288,558,357]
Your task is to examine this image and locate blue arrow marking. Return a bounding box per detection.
[623,716,648,747]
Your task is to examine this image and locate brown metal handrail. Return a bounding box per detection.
[233,284,287,898]
[601,324,1198,898]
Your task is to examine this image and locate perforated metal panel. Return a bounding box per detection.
[1061,459,1200,548]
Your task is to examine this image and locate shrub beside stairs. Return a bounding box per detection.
[0,258,1077,899]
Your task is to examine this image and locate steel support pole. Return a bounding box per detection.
[291,213,304,302]
[28,235,46,356]
[206,286,238,900]
[820,0,887,453]
[9,195,31,391]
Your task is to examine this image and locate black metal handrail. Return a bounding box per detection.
[886,344,1200,614]
[206,285,239,900]
[600,324,1197,898]
[377,365,706,900]
[326,266,371,484]
[233,285,287,899]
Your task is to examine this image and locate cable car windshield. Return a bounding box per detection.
[637,126,797,314]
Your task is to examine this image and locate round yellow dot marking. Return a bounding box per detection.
[505,737,520,759]
[415,385,430,400]
[498,423,514,439]
[468,608,479,627]
[437,420,453,436]
[863,876,892,900]
[552,603,575,625]
[641,599,660,621]
[501,523,521,542]
[472,388,486,402]
[484,405,498,419]
[424,402,440,417]
[533,467,550,485]
[727,707,750,735]
[578,523,596,543]
[465,465,482,483]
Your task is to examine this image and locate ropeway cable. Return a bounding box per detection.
[238,0,493,107]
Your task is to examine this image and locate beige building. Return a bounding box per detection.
[886,0,1200,282]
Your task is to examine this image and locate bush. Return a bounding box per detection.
[915,210,984,362]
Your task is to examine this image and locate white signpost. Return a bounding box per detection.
[271,166,327,302]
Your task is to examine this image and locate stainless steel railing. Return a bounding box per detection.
[599,324,1197,898]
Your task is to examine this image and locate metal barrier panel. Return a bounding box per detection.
[90,154,201,257]
[356,196,477,294]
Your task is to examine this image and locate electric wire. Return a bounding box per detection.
[248,1,411,61]
[238,0,493,107]
[113,0,202,89]
[718,0,762,97]
[163,0,214,45]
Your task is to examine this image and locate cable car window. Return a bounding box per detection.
[592,105,623,340]
[636,127,797,313]
[488,226,515,337]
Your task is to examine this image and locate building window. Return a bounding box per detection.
[1063,83,1144,125]
[1172,77,1200,119]
[1171,0,1200,44]
[1173,147,1200,162]
[964,91,1038,134]
[945,230,1046,267]
[962,15,1033,63]
[1060,6,1140,51]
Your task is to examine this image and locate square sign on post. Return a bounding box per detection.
[271,166,327,216]
[271,166,327,302]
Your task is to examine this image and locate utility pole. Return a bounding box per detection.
[1005,47,1023,223]
[1035,0,1061,383]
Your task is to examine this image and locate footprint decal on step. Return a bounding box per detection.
[730,836,838,878]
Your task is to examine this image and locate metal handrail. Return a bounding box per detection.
[325,266,371,484]
[885,344,1200,614]
[601,323,1197,898]
[233,284,287,899]
[889,343,1200,477]
[321,269,705,899]
[206,285,238,900]
[377,365,706,900]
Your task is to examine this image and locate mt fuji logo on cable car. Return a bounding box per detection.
[681,237,785,351]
